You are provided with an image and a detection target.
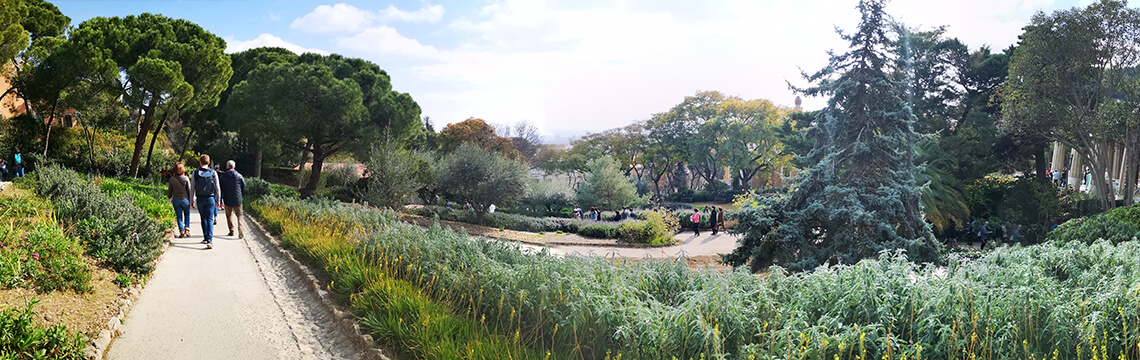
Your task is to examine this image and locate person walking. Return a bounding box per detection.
[190,155,223,249]
[716,207,727,233]
[0,159,6,182]
[977,221,993,250]
[168,162,193,238]
[219,160,247,239]
[690,208,701,236]
[710,207,720,235]
[13,150,24,177]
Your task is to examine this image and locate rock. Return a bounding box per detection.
[94,329,112,350]
[84,346,99,360]
[43,314,53,322]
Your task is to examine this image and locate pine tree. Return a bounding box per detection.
[726,0,940,272]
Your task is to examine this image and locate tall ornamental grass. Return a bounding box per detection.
[254,196,1140,360]
[251,197,563,360]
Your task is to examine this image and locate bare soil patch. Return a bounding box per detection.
[0,266,127,337]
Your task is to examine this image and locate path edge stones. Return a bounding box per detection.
[245,215,395,360]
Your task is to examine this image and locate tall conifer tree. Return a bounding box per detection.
[727,0,940,272]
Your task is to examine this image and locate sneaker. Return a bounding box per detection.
[238,232,244,239]
[228,231,235,237]
[206,244,213,249]
[201,240,209,244]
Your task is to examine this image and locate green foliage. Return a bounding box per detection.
[518,179,574,210]
[0,300,87,360]
[409,205,632,239]
[1048,214,1139,245]
[728,0,939,272]
[99,177,175,227]
[436,143,529,225]
[575,156,646,210]
[32,167,165,275]
[113,274,131,288]
[0,195,92,293]
[258,196,1140,359]
[575,224,617,238]
[0,0,29,62]
[617,210,678,244]
[252,198,554,360]
[1048,204,1140,245]
[244,177,300,200]
[229,53,422,197]
[363,138,419,210]
[68,13,233,176]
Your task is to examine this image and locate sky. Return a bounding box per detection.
[53,0,1096,142]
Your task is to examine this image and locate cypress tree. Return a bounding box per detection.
[726,0,940,272]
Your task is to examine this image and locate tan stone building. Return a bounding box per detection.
[0,65,27,119]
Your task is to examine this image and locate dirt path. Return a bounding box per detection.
[105,211,360,360]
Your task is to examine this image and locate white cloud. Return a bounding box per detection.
[309,0,1095,136]
[336,26,441,59]
[290,3,374,33]
[379,4,445,23]
[225,33,330,55]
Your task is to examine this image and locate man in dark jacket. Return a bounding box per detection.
[220,160,247,239]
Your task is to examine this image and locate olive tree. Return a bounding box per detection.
[436,143,529,225]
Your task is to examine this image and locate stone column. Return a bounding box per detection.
[1112,144,1123,181]
[1051,142,1066,172]
[1069,149,1084,191]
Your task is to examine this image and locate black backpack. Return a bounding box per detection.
[193,169,217,198]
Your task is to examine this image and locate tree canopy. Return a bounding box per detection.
[67,13,233,177]
[998,0,1140,209]
[436,142,529,225]
[726,0,940,272]
[576,156,645,210]
[228,61,366,198]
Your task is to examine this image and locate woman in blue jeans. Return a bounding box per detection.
[167,163,193,238]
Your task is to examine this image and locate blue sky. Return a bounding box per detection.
[53,0,1093,141]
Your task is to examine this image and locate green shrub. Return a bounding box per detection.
[1106,204,1140,226]
[245,177,272,200]
[576,224,618,238]
[0,300,87,359]
[100,178,175,226]
[1048,212,1140,245]
[409,205,627,238]
[32,168,166,275]
[618,210,679,244]
[322,163,361,188]
[0,196,92,293]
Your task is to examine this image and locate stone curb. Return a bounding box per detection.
[245,216,394,360]
[84,234,172,360]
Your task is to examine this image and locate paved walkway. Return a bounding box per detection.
[547,231,740,258]
[106,211,358,360]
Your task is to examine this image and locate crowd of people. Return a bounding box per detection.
[166,154,246,250]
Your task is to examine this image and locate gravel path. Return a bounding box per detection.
[106,211,360,360]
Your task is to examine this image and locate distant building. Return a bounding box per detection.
[0,66,27,119]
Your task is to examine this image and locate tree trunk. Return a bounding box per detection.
[1034,142,1049,185]
[130,102,158,178]
[253,146,263,178]
[41,100,59,158]
[298,139,312,188]
[144,113,169,177]
[301,144,323,198]
[1124,149,1138,205]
